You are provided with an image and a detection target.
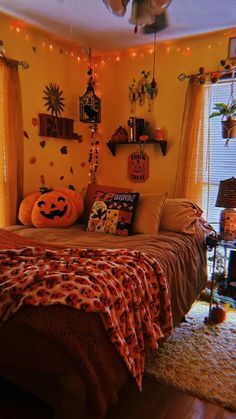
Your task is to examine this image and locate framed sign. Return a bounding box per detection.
[128,151,149,182]
[228,37,236,60]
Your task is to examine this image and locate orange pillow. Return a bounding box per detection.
[19,187,84,228]
[80,183,133,224]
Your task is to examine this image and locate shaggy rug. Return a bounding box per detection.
[145,301,236,412]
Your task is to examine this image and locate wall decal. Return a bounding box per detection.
[60,176,64,180]
[60,146,68,155]
[40,175,46,185]
[70,166,73,174]
[29,156,37,164]
[49,161,54,167]
[24,131,29,139]
[68,185,75,191]
[80,162,86,168]
[40,140,46,148]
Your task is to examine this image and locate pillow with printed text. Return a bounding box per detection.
[87,191,140,236]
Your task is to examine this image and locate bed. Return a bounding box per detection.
[0,193,211,419]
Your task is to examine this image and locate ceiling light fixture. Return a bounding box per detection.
[102,0,172,32]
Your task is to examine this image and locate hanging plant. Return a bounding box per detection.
[210,99,236,140]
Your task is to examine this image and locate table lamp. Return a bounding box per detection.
[215,177,236,241]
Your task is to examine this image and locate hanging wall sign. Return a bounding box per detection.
[128,151,149,182]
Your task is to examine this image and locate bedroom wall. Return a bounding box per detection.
[1,11,235,199]
[0,12,96,196]
[98,31,234,196]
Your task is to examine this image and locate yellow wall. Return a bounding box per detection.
[1,13,93,196]
[1,12,235,197]
[98,32,234,195]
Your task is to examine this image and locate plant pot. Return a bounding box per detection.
[222,119,236,139]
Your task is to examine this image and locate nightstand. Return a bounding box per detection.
[206,236,236,322]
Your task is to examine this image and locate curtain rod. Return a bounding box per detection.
[178,62,236,82]
[0,52,29,70]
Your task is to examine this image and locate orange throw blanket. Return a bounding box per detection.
[0,228,173,389]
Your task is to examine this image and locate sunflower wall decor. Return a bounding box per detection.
[39,82,82,140]
[43,82,65,117]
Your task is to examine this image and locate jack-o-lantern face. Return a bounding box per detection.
[19,187,84,228]
[37,195,68,219]
[32,191,77,228]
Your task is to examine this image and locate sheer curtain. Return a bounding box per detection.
[0,58,24,226]
[174,78,211,216]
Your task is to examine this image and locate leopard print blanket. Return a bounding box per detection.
[0,242,173,388]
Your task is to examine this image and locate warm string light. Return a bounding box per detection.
[4,22,235,67]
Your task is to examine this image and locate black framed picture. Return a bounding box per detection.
[228,37,236,59]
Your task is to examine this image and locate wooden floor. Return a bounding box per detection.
[0,374,235,419]
[105,375,236,419]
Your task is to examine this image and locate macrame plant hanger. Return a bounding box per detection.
[224,79,236,145]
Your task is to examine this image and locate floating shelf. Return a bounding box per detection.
[106,139,167,156]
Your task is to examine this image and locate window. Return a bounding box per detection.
[202,79,236,226]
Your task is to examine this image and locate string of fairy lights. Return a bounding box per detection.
[2,20,236,184]
[3,22,236,68]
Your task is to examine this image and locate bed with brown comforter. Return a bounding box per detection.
[0,220,209,418]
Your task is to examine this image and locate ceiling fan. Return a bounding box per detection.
[102,0,172,33]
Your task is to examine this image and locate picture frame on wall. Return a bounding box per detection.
[228,37,236,59]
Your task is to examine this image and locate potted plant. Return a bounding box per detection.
[209,99,236,139]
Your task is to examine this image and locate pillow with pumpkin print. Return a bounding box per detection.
[87,191,140,236]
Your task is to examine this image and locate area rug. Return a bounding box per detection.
[145,301,236,412]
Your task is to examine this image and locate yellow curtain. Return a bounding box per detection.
[0,58,24,226]
[174,78,211,212]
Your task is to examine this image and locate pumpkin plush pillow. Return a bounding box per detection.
[18,187,84,228]
[87,191,140,236]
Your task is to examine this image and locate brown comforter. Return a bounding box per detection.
[0,222,208,417]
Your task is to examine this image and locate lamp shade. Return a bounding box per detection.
[215,177,236,208]
[216,177,236,241]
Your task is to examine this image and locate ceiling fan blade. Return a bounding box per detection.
[102,0,130,17]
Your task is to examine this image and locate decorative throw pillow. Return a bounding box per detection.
[87,191,140,236]
[80,183,133,225]
[159,198,203,234]
[19,187,84,228]
[132,193,167,234]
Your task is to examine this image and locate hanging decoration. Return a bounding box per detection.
[209,79,236,145]
[129,70,157,113]
[88,124,100,183]
[102,0,172,32]
[128,22,158,113]
[80,47,101,183]
[128,148,149,182]
[79,47,101,124]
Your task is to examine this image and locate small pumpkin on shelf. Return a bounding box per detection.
[210,303,227,324]
[111,126,128,143]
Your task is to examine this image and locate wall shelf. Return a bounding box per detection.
[106,139,167,156]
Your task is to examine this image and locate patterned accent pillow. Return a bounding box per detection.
[87,191,140,236]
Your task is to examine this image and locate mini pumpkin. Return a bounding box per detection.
[19,186,84,228]
[210,303,227,324]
